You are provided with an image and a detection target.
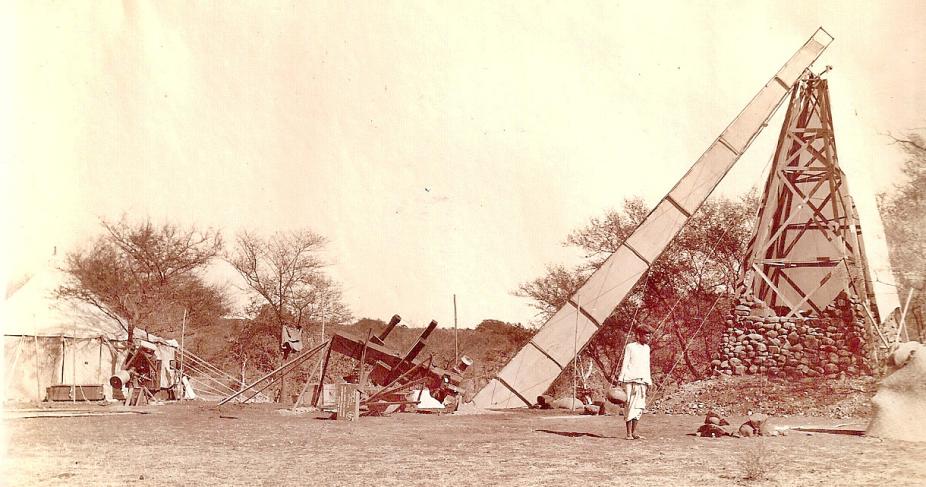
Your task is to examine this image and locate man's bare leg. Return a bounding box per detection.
[625,420,634,440]
[631,419,644,439]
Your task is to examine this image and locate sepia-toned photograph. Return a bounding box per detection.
[2,1,925,485]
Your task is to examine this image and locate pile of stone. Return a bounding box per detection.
[713,292,871,379]
[696,409,731,437]
[695,410,785,438]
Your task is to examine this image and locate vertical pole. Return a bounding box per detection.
[279,324,286,404]
[572,294,580,412]
[180,308,187,402]
[71,336,76,403]
[98,338,103,386]
[34,336,41,403]
[317,300,327,392]
[453,294,459,363]
[312,299,331,396]
[914,308,924,343]
[60,337,65,384]
[312,346,333,407]
[897,289,914,344]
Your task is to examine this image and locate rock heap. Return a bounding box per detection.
[713,292,872,379]
[695,411,784,438]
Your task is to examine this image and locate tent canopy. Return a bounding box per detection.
[3,268,177,347]
[3,267,180,402]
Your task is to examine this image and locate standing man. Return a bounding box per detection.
[618,325,653,440]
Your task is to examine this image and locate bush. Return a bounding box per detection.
[737,439,779,481]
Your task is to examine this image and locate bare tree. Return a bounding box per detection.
[514,264,587,320]
[227,230,352,400]
[57,218,228,342]
[228,230,351,331]
[879,131,926,341]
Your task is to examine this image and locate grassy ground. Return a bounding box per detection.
[3,402,925,486]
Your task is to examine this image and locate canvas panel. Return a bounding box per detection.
[154,343,178,389]
[3,270,129,339]
[495,344,568,405]
[724,82,790,152]
[3,337,64,402]
[3,336,32,402]
[668,141,739,215]
[777,265,850,314]
[61,338,104,386]
[471,378,521,409]
[722,28,830,155]
[571,246,650,324]
[531,305,599,372]
[472,247,647,409]
[625,200,689,264]
[777,30,832,86]
[4,337,126,402]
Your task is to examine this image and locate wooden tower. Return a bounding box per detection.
[741,73,880,321]
[473,28,834,408]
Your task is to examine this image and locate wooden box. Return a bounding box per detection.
[335,383,360,421]
[46,385,105,401]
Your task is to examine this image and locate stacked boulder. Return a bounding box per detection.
[695,411,784,438]
[714,292,871,379]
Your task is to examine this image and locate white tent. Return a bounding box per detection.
[2,269,179,403]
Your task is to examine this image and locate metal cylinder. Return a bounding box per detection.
[110,370,131,390]
[420,320,438,340]
[454,355,474,374]
[376,314,402,342]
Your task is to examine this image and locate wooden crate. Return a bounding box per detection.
[46,385,105,401]
[335,384,359,421]
[46,385,72,401]
[308,383,337,407]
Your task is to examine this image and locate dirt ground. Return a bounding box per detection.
[651,375,878,418]
[3,402,925,487]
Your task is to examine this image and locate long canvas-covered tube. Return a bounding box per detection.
[473,28,834,409]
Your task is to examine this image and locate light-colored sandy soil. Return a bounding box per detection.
[3,402,925,486]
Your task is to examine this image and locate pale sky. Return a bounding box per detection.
[3,1,923,328]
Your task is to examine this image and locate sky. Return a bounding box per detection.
[3,1,924,329]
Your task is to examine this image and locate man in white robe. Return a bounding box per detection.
[618,325,653,440]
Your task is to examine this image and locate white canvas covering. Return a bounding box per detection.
[867,342,926,442]
[473,28,833,408]
[2,269,179,402]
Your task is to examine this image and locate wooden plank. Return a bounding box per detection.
[752,264,800,313]
[217,341,328,406]
[791,427,864,436]
[311,345,333,407]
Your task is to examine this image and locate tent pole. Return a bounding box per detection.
[98,337,103,385]
[34,336,41,403]
[72,335,77,403]
[453,294,459,363]
[180,308,187,402]
[572,293,580,412]
[60,337,65,383]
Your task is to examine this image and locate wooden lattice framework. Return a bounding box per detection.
[742,74,880,321]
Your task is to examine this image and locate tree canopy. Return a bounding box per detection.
[878,131,926,341]
[227,229,352,332]
[226,229,352,397]
[516,192,758,389]
[57,218,228,341]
